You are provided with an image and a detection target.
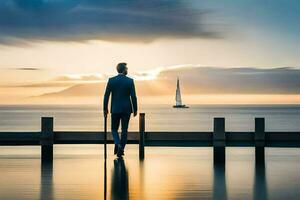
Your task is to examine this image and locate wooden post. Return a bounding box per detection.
[104,115,107,160]
[213,118,225,164]
[255,118,265,163]
[139,113,145,160]
[41,117,54,163]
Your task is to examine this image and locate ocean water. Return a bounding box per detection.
[1,146,300,200]
[0,104,300,200]
[0,104,299,131]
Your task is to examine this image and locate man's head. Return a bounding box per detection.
[116,62,128,75]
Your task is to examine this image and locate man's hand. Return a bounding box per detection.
[103,109,108,118]
[133,111,137,117]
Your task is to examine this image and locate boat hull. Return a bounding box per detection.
[173,105,189,108]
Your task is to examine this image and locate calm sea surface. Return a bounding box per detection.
[0,104,299,131]
[0,104,300,200]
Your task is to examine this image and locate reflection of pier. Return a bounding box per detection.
[213,163,227,200]
[253,160,268,200]
[212,157,268,200]
[40,157,54,200]
[0,114,300,164]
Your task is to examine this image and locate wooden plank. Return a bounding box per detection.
[54,131,139,143]
[267,132,300,141]
[226,132,254,141]
[0,132,40,145]
[0,131,300,146]
[145,132,212,141]
[146,141,212,147]
[226,131,254,147]
[0,132,40,140]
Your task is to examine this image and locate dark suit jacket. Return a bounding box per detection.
[103,74,138,114]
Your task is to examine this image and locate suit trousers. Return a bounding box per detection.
[111,113,131,149]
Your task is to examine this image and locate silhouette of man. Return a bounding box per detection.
[103,63,138,157]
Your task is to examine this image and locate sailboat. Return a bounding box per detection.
[173,78,189,108]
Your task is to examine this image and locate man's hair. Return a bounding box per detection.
[116,63,127,73]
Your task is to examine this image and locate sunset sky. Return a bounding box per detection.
[0,0,299,104]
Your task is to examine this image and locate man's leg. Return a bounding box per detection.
[111,113,121,146]
[113,144,118,155]
[120,113,131,150]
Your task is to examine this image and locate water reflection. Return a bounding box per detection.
[253,161,268,200]
[104,159,107,200]
[40,159,54,200]
[111,158,129,200]
[3,146,296,200]
[139,160,145,200]
[213,163,227,200]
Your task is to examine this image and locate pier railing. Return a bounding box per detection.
[0,113,300,163]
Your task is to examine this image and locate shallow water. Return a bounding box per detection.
[1,145,300,200]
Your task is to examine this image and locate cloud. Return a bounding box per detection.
[8,82,74,88]
[52,74,106,82]
[13,67,41,71]
[156,66,300,94]
[0,0,220,45]
[4,67,42,71]
[32,66,300,99]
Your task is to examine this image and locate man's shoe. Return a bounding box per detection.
[117,145,123,158]
[117,150,123,158]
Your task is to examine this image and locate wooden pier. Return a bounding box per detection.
[0,113,300,164]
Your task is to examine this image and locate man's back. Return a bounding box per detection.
[103,62,137,158]
[103,74,137,114]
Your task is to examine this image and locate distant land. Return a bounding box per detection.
[37,66,300,97]
[22,66,300,105]
[0,66,299,105]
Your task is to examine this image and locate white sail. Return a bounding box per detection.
[175,78,182,106]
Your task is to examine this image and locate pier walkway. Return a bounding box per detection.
[0,113,300,164]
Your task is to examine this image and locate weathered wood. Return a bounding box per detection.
[255,118,265,163]
[139,113,145,160]
[41,117,54,162]
[213,118,225,164]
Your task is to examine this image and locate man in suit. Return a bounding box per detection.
[103,63,138,157]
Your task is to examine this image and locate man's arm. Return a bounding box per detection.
[130,79,138,116]
[103,79,111,116]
